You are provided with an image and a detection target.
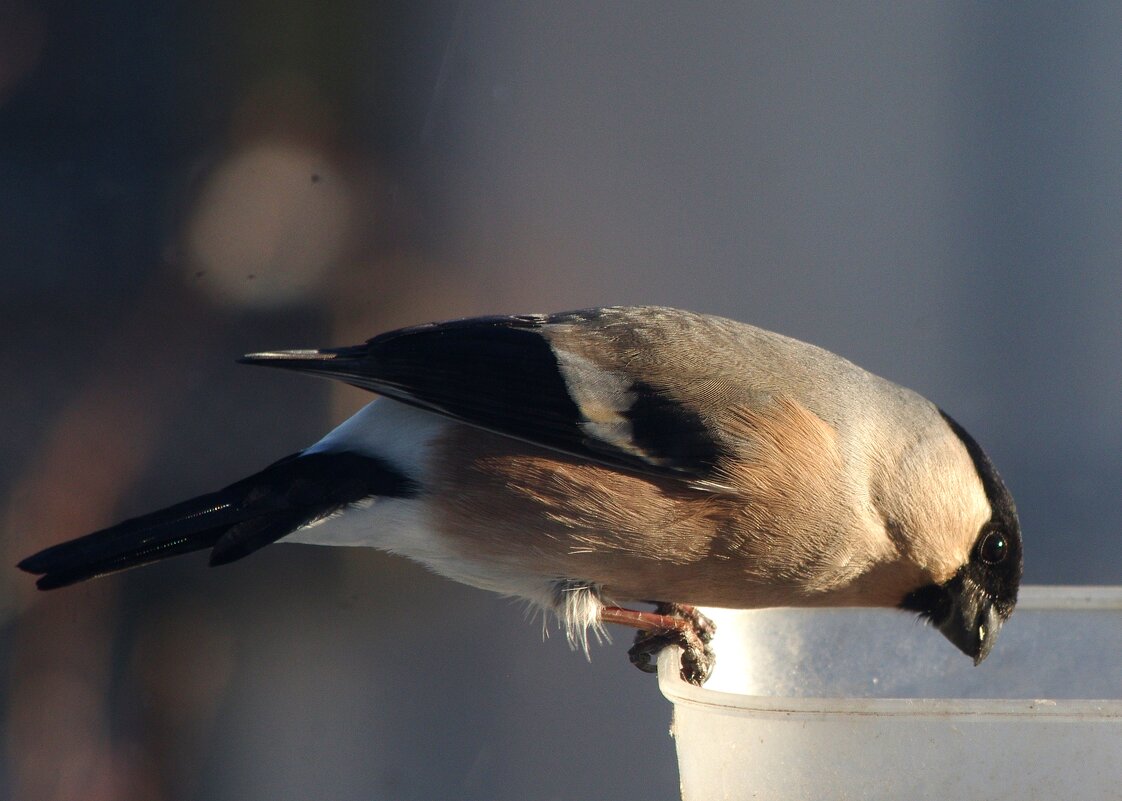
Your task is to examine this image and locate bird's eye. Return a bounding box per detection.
[977,530,1008,565]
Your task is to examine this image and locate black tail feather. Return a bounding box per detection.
[17,488,256,589]
[18,450,419,590]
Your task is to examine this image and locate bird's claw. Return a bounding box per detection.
[627,604,716,686]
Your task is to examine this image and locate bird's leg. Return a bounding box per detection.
[599,603,716,686]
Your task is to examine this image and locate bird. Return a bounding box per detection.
[17,306,1022,685]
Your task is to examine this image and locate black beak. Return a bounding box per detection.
[936,574,1003,665]
[901,571,1006,665]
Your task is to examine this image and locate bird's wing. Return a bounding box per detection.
[240,308,743,482]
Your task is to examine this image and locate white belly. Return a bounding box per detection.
[279,398,607,649]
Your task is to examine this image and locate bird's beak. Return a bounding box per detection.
[935,572,1003,665]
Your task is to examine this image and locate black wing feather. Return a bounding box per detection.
[241,313,725,480]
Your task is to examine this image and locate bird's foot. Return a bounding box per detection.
[600,603,716,687]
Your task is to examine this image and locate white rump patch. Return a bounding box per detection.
[304,397,448,480]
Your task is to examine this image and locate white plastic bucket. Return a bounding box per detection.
[658,585,1122,800]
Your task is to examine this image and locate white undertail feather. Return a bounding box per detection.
[549,579,610,655]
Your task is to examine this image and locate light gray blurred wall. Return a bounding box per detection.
[4,4,1120,801]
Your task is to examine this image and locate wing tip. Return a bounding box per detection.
[238,344,370,367]
[238,349,330,364]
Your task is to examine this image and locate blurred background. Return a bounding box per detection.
[1,2,1120,799]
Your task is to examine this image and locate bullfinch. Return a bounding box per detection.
[18,307,1023,685]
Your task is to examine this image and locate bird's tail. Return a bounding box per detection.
[18,450,418,590]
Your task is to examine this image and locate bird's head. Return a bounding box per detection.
[897,411,1022,664]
